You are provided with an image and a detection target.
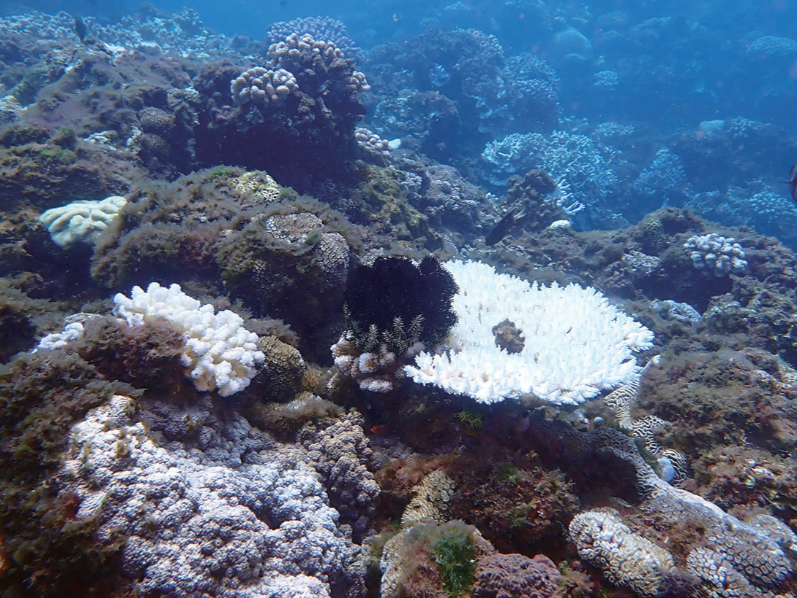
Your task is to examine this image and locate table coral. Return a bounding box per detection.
[406,260,654,405]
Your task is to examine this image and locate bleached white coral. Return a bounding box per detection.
[35,322,85,351]
[114,283,265,396]
[405,260,653,405]
[39,195,127,248]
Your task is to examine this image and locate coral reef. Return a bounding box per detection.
[365,29,560,166]
[565,426,796,598]
[59,394,368,597]
[193,32,370,191]
[5,7,797,598]
[406,260,654,405]
[217,203,354,358]
[39,195,127,248]
[379,521,489,598]
[114,282,265,396]
[90,167,286,289]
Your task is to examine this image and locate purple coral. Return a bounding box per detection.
[472,553,564,598]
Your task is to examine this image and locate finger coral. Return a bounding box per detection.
[113,282,265,396]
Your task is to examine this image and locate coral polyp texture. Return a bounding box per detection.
[683,233,748,277]
[569,509,675,598]
[471,553,564,598]
[113,283,265,396]
[405,260,654,405]
[58,394,366,598]
[231,67,298,106]
[39,195,127,248]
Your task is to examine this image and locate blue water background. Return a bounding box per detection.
[4,0,797,235]
[6,0,796,133]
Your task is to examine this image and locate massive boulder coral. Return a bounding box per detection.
[90,167,286,289]
[217,204,354,359]
[471,553,564,598]
[57,394,368,597]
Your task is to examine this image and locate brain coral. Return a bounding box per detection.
[472,553,564,598]
[569,508,674,598]
[39,195,127,248]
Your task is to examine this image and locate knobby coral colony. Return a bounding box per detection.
[2,8,797,598]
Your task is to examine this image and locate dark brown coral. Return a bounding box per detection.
[472,553,564,598]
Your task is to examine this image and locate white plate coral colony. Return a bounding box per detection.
[406,260,654,405]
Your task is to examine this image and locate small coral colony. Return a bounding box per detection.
[0,8,796,598]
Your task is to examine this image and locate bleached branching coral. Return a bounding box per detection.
[39,195,127,248]
[113,283,265,396]
[406,260,654,405]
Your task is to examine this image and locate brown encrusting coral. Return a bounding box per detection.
[0,349,136,596]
